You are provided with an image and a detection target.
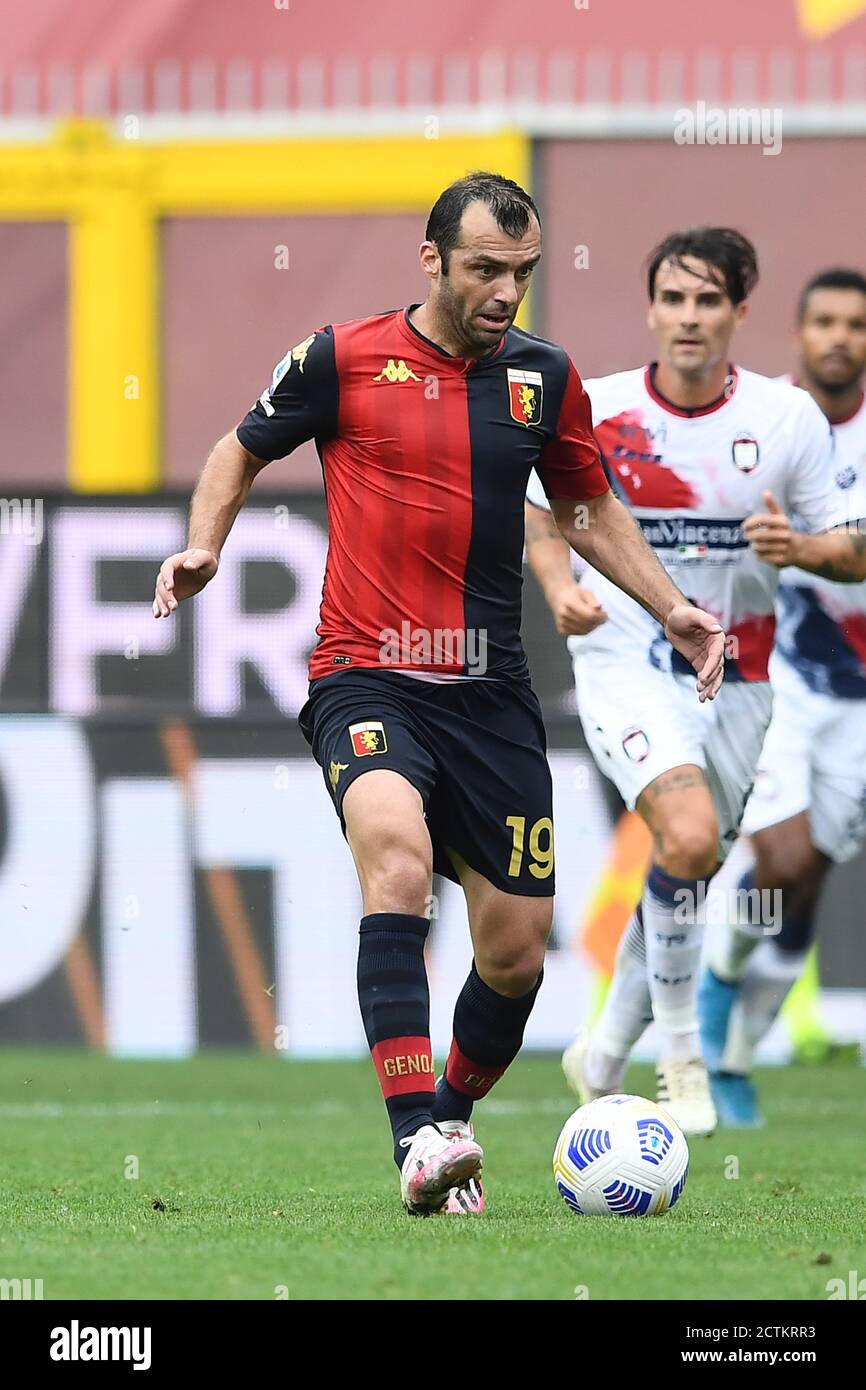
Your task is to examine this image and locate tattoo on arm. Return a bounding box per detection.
[813,528,866,580]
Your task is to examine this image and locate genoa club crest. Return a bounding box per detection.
[507,369,543,426]
[349,721,388,757]
[731,433,759,473]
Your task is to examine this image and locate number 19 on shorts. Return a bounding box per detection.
[506,815,554,879]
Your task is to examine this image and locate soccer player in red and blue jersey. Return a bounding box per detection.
[153,173,725,1215]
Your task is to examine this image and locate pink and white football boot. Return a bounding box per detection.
[436,1119,486,1214]
[398,1124,483,1217]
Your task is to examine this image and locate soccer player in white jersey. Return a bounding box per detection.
[525,229,866,1136]
[699,268,866,1126]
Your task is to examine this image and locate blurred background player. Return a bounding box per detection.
[525,229,866,1137]
[701,268,866,1126]
[153,173,726,1215]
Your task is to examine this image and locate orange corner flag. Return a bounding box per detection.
[579,811,653,977]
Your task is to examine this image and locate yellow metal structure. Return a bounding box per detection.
[0,121,530,490]
[796,0,866,39]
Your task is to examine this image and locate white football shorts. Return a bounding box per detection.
[573,651,773,862]
[740,652,866,862]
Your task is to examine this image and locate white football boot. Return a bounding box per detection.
[656,1056,717,1137]
[436,1119,486,1214]
[561,1028,620,1104]
[398,1124,483,1216]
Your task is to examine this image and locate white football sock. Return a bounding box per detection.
[589,908,652,1086]
[721,940,806,1074]
[708,867,767,983]
[643,867,706,1059]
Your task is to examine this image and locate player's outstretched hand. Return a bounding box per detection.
[153,549,219,617]
[551,583,608,636]
[743,491,797,567]
[664,604,726,702]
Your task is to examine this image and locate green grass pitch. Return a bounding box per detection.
[1,1049,863,1301]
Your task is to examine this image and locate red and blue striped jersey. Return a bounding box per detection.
[236,306,608,681]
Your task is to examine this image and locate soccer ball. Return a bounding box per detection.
[553,1094,689,1217]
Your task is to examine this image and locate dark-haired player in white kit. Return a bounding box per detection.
[526,231,866,1136]
[701,268,866,1125]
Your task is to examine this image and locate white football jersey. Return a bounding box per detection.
[526,365,866,681]
[773,382,866,697]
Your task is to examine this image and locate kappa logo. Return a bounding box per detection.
[328,760,349,792]
[288,333,316,374]
[349,721,388,757]
[373,359,421,383]
[507,368,543,426]
[273,334,315,383]
[259,333,317,415]
[732,432,760,472]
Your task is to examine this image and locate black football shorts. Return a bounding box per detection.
[299,669,555,896]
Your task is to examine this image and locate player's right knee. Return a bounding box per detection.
[355,838,433,916]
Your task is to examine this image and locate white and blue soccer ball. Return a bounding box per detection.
[553,1094,689,1217]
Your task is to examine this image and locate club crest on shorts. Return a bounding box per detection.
[349,721,388,757]
[507,369,543,426]
[731,433,759,473]
[622,727,650,762]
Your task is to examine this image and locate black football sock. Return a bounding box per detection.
[432,961,544,1124]
[356,913,436,1167]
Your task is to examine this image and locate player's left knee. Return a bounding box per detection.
[789,862,825,917]
[477,945,546,999]
[755,846,826,920]
[753,825,825,895]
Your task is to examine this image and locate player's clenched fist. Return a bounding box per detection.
[152,549,219,617]
[550,582,608,636]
